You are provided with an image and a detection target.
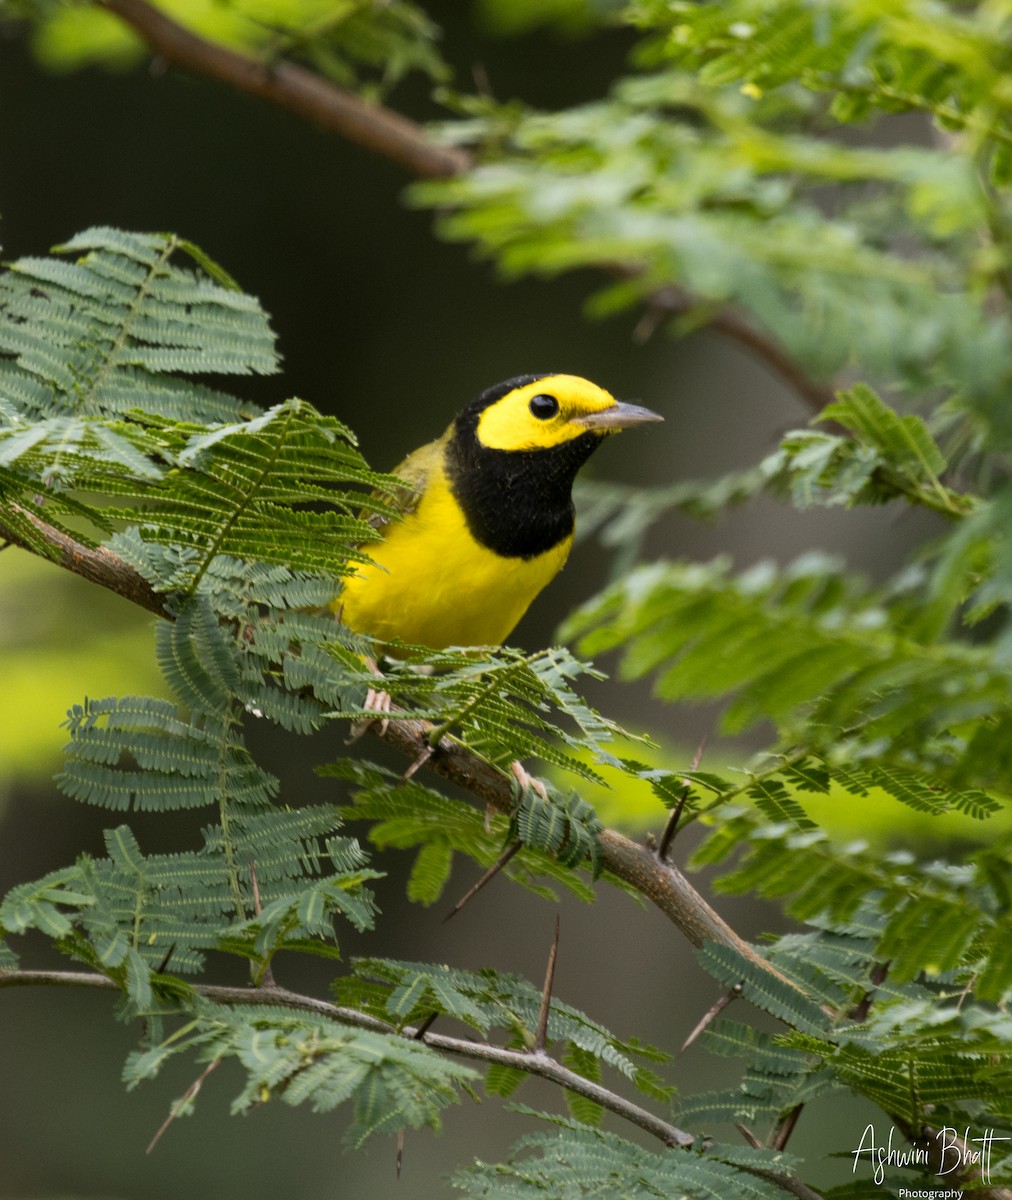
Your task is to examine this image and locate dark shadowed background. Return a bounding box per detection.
[0,6,935,1196]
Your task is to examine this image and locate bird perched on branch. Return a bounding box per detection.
[335,372,662,651]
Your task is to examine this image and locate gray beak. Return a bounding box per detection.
[573,401,664,432]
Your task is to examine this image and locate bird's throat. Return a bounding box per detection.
[445,427,602,560]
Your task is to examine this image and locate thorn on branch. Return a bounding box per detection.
[848,960,889,1023]
[443,840,523,923]
[657,735,707,862]
[535,915,560,1055]
[402,742,435,781]
[656,789,689,862]
[678,982,743,1057]
[772,1104,804,1152]
[155,944,176,975]
[412,1012,439,1041]
[736,1122,763,1149]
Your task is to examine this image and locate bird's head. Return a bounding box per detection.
[459,373,662,453]
[445,374,662,559]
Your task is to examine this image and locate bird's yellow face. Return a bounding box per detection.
[476,374,625,452]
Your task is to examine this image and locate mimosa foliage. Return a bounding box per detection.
[695,812,1012,997]
[415,74,1009,390]
[0,231,647,1143]
[325,758,603,906]
[2,0,1012,1193]
[336,957,672,1100]
[681,918,1012,1153]
[123,1002,475,1146]
[451,1114,801,1200]
[629,0,1012,172]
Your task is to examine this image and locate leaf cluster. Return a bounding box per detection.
[452,1111,801,1200]
[336,956,672,1112]
[629,0,1012,175]
[694,809,1012,1001]
[323,758,601,907]
[417,68,1010,395]
[124,1000,475,1146]
[683,923,1012,1178]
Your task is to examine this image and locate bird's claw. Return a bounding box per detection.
[348,686,393,742]
[511,760,549,802]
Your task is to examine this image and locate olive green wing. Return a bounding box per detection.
[363,434,444,534]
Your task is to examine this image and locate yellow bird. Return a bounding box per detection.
[336,373,662,651]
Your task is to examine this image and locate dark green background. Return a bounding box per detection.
[0,7,923,1196]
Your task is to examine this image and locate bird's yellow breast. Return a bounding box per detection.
[338,465,572,651]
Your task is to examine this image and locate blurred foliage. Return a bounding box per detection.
[1,2,1012,1198]
[475,0,624,37]
[418,74,1006,388]
[17,0,448,96]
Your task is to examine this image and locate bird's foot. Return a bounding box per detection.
[347,659,394,741]
[510,760,548,802]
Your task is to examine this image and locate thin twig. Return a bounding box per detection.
[0,970,839,1199]
[848,960,889,1023]
[535,915,560,1055]
[146,1057,221,1152]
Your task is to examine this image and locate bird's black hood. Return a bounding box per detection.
[445,376,605,560]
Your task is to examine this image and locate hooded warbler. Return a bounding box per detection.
[336,373,662,650]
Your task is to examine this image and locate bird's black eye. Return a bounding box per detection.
[528,394,560,420]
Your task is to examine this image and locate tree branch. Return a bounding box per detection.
[93,0,835,416]
[1,967,831,1198]
[0,506,801,998]
[0,503,164,615]
[0,967,693,1151]
[372,705,800,987]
